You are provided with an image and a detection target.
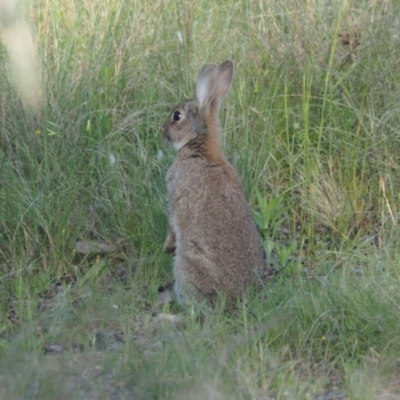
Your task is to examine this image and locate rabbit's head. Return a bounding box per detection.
[162,60,234,157]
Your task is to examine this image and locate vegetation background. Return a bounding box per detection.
[1,0,400,398]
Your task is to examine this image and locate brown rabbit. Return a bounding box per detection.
[162,60,265,307]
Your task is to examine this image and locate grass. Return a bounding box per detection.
[1,0,400,398]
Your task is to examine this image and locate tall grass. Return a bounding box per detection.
[1,0,400,398]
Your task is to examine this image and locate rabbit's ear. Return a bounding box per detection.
[195,63,219,107]
[212,60,234,110]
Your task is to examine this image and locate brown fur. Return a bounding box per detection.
[162,60,265,307]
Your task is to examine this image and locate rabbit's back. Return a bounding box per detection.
[167,155,264,303]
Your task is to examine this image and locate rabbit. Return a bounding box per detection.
[162,60,265,307]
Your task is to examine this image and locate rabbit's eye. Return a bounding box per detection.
[173,111,182,121]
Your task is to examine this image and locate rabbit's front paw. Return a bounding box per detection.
[164,231,176,255]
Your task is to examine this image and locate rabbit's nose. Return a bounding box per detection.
[161,125,170,141]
